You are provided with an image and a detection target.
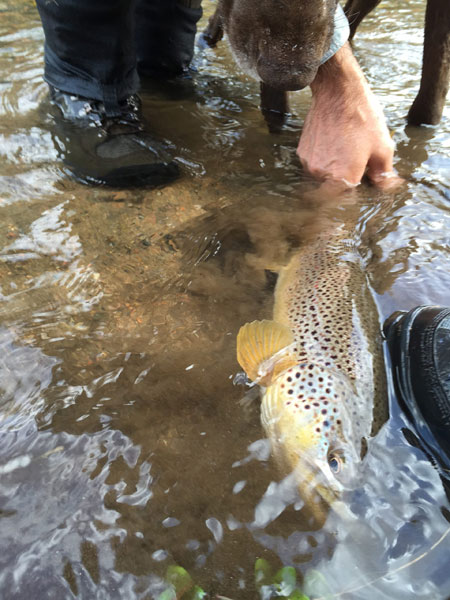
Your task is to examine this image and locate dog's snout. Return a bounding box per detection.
[256,57,317,91]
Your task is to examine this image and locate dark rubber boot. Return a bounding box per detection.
[48,87,179,188]
[384,306,450,472]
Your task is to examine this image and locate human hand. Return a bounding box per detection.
[297,43,402,189]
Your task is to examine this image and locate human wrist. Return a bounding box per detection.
[311,42,366,98]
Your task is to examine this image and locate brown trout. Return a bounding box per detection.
[237,225,387,516]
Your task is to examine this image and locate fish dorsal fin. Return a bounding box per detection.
[236,320,297,386]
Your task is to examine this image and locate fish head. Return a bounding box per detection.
[261,363,364,502]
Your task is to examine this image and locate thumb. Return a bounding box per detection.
[366,142,404,189]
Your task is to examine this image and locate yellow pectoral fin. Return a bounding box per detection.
[236,319,297,385]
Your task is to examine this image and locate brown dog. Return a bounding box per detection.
[203,0,340,131]
[204,0,449,127]
[205,0,338,91]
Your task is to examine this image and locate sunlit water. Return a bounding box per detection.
[0,1,449,598]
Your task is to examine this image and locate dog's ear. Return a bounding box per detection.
[203,8,224,47]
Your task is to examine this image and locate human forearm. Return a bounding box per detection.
[299,42,400,188]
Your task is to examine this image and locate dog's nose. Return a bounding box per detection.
[256,58,317,91]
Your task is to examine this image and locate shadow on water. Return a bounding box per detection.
[0,0,450,598]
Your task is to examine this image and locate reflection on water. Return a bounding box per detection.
[0,0,449,598]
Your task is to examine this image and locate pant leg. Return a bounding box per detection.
[135,0,202,77]
[35,0,139,112]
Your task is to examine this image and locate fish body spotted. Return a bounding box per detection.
[237,227,387,502]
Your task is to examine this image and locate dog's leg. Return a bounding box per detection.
[408,0,450,125]
[260,83,289,133]
[202,8,224,47]
[344,0,383,39]
[202,5,289,133]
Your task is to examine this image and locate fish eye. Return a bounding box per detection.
[328,453,343,473]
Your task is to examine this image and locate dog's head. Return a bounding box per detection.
[218,0,338,90]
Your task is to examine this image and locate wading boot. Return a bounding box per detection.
[48,86,179,188]
[384,306,450,474]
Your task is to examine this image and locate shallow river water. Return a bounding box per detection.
[0,1,450,599]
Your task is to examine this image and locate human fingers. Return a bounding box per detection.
[368,169,405,190]
[365,138,404,188]
[297,141,367,187]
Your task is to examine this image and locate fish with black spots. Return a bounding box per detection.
[236,224,387,520]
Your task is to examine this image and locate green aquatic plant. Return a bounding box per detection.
[157,561,328,599]
[157,566,206,600]
[254,559,310,599]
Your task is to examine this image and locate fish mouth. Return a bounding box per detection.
[295,447,360,511]
[293,453,341,515]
